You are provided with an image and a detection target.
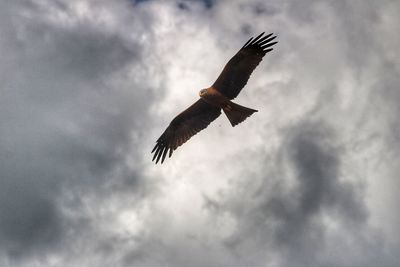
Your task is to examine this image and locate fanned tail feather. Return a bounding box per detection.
[223,102,257,127]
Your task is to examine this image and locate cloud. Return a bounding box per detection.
[219,120,373,266]
[0,192,62,258]
[0,0,399,266]
[0,0,160,264]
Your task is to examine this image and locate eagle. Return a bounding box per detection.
[152,32,277,164]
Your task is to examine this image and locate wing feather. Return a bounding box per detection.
[212,32,278,99]
[152,99,221,164]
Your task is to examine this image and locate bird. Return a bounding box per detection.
[152,32,278,164]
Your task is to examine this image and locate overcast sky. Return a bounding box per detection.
[1,0,399,266]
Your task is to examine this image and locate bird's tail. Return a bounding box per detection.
[223,101,258,127]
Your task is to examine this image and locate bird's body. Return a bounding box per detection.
[152,32,278,164]
[199,87,230,108]
[200,86,258,126]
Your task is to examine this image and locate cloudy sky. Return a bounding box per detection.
[1,0,400,266]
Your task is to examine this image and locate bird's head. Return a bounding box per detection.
[199,88,208,97]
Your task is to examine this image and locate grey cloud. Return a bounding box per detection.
[135,0,216,9]
[211,120,391,267]
[0,191,62,258]
[0,0,160,263]
[283,122,367,224]
[187,0,216,9]
[33,24,138,80]
[268,121,367,265]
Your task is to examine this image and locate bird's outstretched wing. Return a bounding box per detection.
[212,32,278,99]
[152,99,221,164]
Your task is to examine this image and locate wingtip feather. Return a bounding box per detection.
[152,145,161,161]
[151,143,158,153]
[250,32,265,45]
[243,32,278,52]
[242,37,253,48]
[161,147,168,164]
[155,146,164,164]
[258,35,277,46]
[261,41,278,50]
[256,32,274,45]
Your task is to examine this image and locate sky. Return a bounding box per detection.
[0,0,399,266]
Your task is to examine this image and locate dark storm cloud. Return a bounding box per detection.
[267,121,367,265]
[212,120,394,267]
[0,189,62,258]
[0,0,159,263]
[135,0,216,9]
[284,121,366,223]
[167,0,217,9]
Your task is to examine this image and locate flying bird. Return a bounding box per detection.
[152,32,278,164]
